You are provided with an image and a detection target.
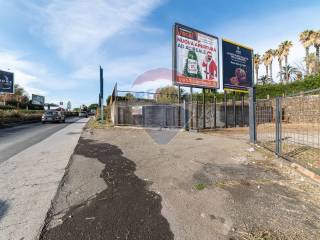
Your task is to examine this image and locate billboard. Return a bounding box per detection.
[173,23,219,89]
[32,94,45,105]
[222,39,253,91]
[0,70,14,93]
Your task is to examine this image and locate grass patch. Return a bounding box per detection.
[194,183,206,190]
[238,228,306,240]
[88,117,113,129]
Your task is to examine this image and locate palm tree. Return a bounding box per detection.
[279,65,301,82]
[257,75,271,85]
[311,30,320,71]
[265,49,275,82]
[262,51,272,79]
[262,54,269,78]
[276,44,285,83]
[253,54,261,84]
[280,40,293,83]
[299,30,314,74]
[307,53,317,74]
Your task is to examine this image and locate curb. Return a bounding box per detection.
[290,163,320,184]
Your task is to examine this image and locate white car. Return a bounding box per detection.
[79,111,88,118]
[42,110,65,123]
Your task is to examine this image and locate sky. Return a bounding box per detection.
[0,0,320,107]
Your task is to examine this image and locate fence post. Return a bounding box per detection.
[241,93,244,127]
[249,87,256,144]
[196,100,199,130]
[275,97,282,155]
[233,91,236,127]
[183,99,189,131]
[224,91,228,128]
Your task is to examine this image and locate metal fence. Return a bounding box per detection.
[256,89,320,175]
[109,86,250,130]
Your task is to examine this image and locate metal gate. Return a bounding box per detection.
[255,89,320,175]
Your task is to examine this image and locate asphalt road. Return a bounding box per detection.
[0,117,81,164]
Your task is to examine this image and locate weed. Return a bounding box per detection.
[194,183,205,190]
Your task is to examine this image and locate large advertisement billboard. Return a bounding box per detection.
[222,39,253,91]
[173,23,219,89]
[32,94,45,106]
[0,70,14,93]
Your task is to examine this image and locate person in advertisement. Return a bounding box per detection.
[202,50,218,80]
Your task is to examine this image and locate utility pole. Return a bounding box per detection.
[100,66,104,124]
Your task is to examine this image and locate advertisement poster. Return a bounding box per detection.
[0,70,14,93]
[32,94,45,105]
[174,23,219,89]
[222,39,253,91]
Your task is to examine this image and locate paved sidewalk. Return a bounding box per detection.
[0,118,88,240]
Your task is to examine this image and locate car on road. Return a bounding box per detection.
[42,110,65,123]
[79,111,88,118]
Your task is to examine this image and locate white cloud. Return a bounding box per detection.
[35,0,162,63]
[0,51,47,96]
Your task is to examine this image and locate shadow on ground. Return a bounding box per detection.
[40,137,174,240]
[0,199,9,221]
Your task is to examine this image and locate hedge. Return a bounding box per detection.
[255,74,320,99]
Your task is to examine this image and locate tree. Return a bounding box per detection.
[279,65,301,82]
[155,86,179,103]
[276,44,285,83]
[88,103,98,110]
[262,52,272,79]
[307,53,318,74]
[299,30,314,75]
[14,84,25,96]
[265,49,275,81]
[311,30,320,71]
[125,92,135,101]
[280,40,293,83]
[253,54,261,84]
[257,75,272,85]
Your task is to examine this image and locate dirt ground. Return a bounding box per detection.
[40,126,320,240]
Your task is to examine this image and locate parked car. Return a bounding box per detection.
[88,109,96,116]
[79,111,88,118]
[42,110,65,123]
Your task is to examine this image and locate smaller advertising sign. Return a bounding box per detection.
[222,39,253,92]
[32,94,45,106]
[0,70,14,93]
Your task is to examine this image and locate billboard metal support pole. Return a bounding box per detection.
[202,88,206,129]
[190,87,193,129]
[224,91,228,128]
[178,85,181,127]
[241,93,244,127]
[214,95,217,129]
[233,91,236,127]
[249,87,256,144]
[196,100,199,130]
[183,99,189,131]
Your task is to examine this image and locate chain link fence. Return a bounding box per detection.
[256,89,320,175]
